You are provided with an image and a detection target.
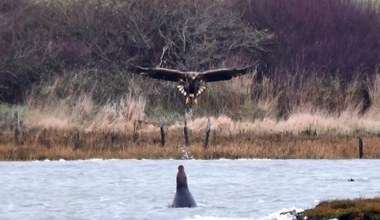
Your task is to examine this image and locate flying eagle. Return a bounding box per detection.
[131,65,253,106]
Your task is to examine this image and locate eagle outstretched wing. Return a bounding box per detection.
[129,63,256,106]
[133,66,186,82]
[200,66,251,82]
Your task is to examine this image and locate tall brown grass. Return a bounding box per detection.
[5,71,379,161]
[3,85,380,160]
[22,77,380,137]
[11,72,380,146]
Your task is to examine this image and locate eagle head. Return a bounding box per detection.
[188,72,198,81]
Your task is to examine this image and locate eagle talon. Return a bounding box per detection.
[185,97,190,105]
[193,98,198,106]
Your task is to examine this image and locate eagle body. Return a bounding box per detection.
[131,65,252,106]
[177,74,206,98]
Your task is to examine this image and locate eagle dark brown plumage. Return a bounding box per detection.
[131,65,253,106]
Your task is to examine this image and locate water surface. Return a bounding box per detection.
[0,159,379,220]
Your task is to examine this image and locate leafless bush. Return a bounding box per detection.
[237,0,380,79]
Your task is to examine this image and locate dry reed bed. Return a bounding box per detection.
[1,124,379,160]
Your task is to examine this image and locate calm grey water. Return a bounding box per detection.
[0,159,379,220]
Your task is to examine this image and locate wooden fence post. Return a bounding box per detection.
[184,114,189,145]
[73,129,80,149]
[358,137,364,159]
[133,120,138,142]
[204,117,211,148]
[14,111,21,144]
[160,118,165,147]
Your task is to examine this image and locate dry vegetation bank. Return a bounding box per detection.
[1,126,380,160]
[297,197,380,220]
[1,106,380,160]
